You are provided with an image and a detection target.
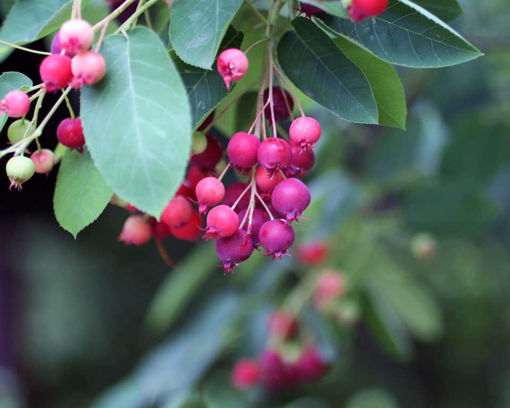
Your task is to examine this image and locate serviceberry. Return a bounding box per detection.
[314,270,346,310]
[30,149,55,174]
[7,120,35,144]
[289,116,321,150]
[287,145,315,177]
[217,48,249,90]
[296,241,329,266]
[118,215,152,245]
[51,32,66,55]
[257,138,291,175]
[215,229,254,273]
[71,51,106,88]
[297,3,324,18]
[231,359,261,389]
[39,54,73,91]
[186,165,210,189]
[195,177,225,214]
[271,178,311,222]
[150,218,172,240]
[349,0,388,21]
[223,182,250,211]
[170,209,202,242]
[259,350,298,391]
[161,195,192,228]
[57,118,85,151]
[258,219,295,259]
[59,19,94,55]
[6,156,35,190]
[204,204,239,239]
[268,310,298,339]
[227,132,260,171]
[295,346,329,382]
[263,87,294,122]
[189,134,223,170]
[238,208,269,245]
[256,165,284,197]
[0,90,30,118]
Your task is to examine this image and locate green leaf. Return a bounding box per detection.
[346,388,398,408]
[413,0,462,21]
[334,38,406,128]
[300,0,348,18]
[81,27,191,218]
[318,0,482,68]
[278,18,377,124]
[53,149,113,238]
[0,71,33,132]
[170,0,244,69]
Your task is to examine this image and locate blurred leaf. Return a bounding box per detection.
[0,71,32,132]
[93,379,143,408]
[346,388,398,408]
[203,376,250,408]
[54,149,112,238]
[146,243,218,334]
[234,91,258,133]
[413,0,462,21]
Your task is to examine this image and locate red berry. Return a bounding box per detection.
[289,116,321,150]
[118,215,152,246]
[295,346,329,382]
[256,166,284,196]
[296,241,329,266]
[314,270,346,309]
[259,219,295,260]
[150,217,172,239]
[237,208,269,245]
[176,180,195,200]
[271,178,311,223]
[231,359,260,389]
[125,203,139,213]
[259,350,298,391]
[350,0,388,21]
[0,90,30,118]
[195,177,225,214]
[223,182,250,211]
[263,87,294,122]
[215,229,254,273]
[204,204,239,240]
[268,310,298,339]
[71,51,106,88]
[297,3,324,18]
[59,19,94,55]
[170,209,202,242]
[217,48,249,90]
[257,138,291,175]
[286,145,315,177]
[39,54,73,92]
[30,149,54,174]
[227,132,260,171]
[189,134,223,170]
[57,118,85,151]
[161,195,192,228]
[186,166,211,189]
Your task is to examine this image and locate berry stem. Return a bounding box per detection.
[115,0,160,34]
[94,21,109,52]
[275,74,295,121]
[131,0,147,29]
[243,38,269,55]
[63,93,76,119]
[274,65,305,117]
[217,162,231,182]
[255,191,274,221]
[248,99,270,135]
[0,40,51,56]
[240,169,256,230]
[154,238,176,268]
[29,89,44,102]
[231,181,253,211]
[92,0,137,30]
[267,45,278,138]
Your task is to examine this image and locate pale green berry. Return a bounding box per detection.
[7,119,35,144]
[6,155,35,190]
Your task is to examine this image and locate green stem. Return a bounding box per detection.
[115,0,160,33]
[244,0,269,24]
[63,93,76,119]
[131,0,147,29]
[92,0,138,30]
[0,40,51,56]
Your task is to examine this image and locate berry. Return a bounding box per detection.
[295,346,329,382]
[189,134,223,170]
[195,177,225,214]
[263,87,294,122]
[271,178,311,223]
[176,180,195,200]
[256,166,284,196]
[215,229,254,273]
[59,19,94,55]
[259,350,298,391]
[223,182,250,211]
[150,218,172,239]
[286,145,315,177]
[0,90,30,118]
[51,32,65,55]
[289,116,321,150]
[297,3,324,18]
[161,195,192,228]
[314,270,346,310]
[217,48,249,90]
[6,155,35,190]
[296,241,329,266]
[57,118,85,151]
[125,203,139,213]
[170,209,202,242]
[7,120,35,144]
[231,359,261,389]
[257,138,291,175]
[227,132,260,171]
[186,165,210,189]
[349,0,388,21]
[204,204,239,239]
[30,149,55,174]
[118,215,152,245]
[71,51,106,88]
[258,219,295,260]
[268,310,298,339]
[197,111,215,132]
[39,54,73,92]
[238,208,269,245]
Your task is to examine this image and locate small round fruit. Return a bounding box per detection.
[257,138,291,174]
[57,118,85,151]
[195,177,225,214]
[263,87,294,122]
[295,346,329,382]
[268,310,298,339]
[71,51,106,88]
[161,195,192,228]
[271,178,311,223]
[6,155,35,190]
[30,149,55,174]
[352,0,389,17]
[227,132,260,171]
[59,19,94,55]
[118,215,152,246]
[256,166,284,195]
[215,229,254,273]
[7,120,35,144]
[286,145,315,177]
[204,204,239,240]
[0,90,30,118]
[170,209,202,242]
[217,48,249,90]
[296,241,329,266]
[238,208,269,245]
[289,116,321,150]
[39,54,73,92]
[189,134,223,170]
[259,219,295,259]
[314,269,346,309]
[231,359,260,389]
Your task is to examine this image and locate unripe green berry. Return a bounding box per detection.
[6,155,35,190]
[7,119,35,144]
[192,132,207,154]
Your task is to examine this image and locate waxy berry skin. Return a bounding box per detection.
[215,229,254,273]
[349,0,388,21]
[263,87,294,122]
[268,310,298,339]
[6,155,35,190]
[40,54,73,92]
[217,48,249,90]
[297,3,324,18]
[71,51,107,88]
[287,145,315,178]
[238,208,269,245]
[289,116,321,150]
[161,195,192,228]
[57,118,86,151]
[257,138,291,175]
[204,204,239,240]
[149,218,172,240]
[271,178,311,223]
[189,134,223,170]
[227,132,260,171]
[223,182,250,211]
[170,209,202,242]
[295,346,329,382]
[259,350,299,391]
[256,165,284,196]
[118,215,152,246]
[0,90,30,118]
[30,149,55,174]
[7,120,35,145]
[195,177,225,214]
[59,19,94,55]
[258,219,295,260]
[231,359,261,389]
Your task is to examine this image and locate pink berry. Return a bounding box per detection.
[296,241,329,266]
[59,19,94,55]
[189,134,223,170]
[71,51,106,88]
[289,116,321,150]
[259,350,298,391]
[286,145,315,177]
[51,32,65,55]
[227,132,260,171]
[57,118,85,151]
[217,48,249,90]
[125,203,139,213]
[40,54,73,92]
[352,0,388,16]
[30,149,55,174]
[0,90,30,118]
[170,209,202,242]
[150,217,172,239]
[195,177,225,214]
[215,229,254,273]
[295,346,329,382]
[263,87,294,122]
[223,182,250,211]
[204,204,239,240]
[314,270,346,309]
[256,166,284,196]
[161,195,192,228]
[257,138,291,175]
[118,215,152,246]
[258,219,295,260]
[271,178,311,223]
[231,359,260,389]
[268,310,298,339]
[237,208,269,245]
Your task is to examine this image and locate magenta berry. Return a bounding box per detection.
[59,19,94,55]
[204,204,239,240]
[40,54,73,92]
[297,3,324,18]
[238,208,269,245]
[271,178,311,223]
[215,229,254,273]
[231,359,260,389]
[289,116,321,150]
[150,218,172,240]
[287,145,315,177]
[227,132,260,171]
[118,215,152,246]
[6,156,35,191]
[217,48,249,90]
[351,0,388,18]
[268,310,298,339]
[161,195,192,228]
[189,134,223,169]
[51,32,64,55]
[257,138,291,175]
[223,182,250,211]
[259,350,298,391]
[30,149,55,174]
[71,51,106,88]
[195,177,225,214]
[57,118,85,151]
[263,87,294,122]
[295,346,329,382]
[258,219,295,260]
[0,90,30,118]
[256,165,284,196]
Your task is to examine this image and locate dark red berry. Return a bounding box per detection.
[227,132,260,171]
[231,359,260,389]
[195,177,225,214]
[176,180,195,200]
[238,208,269,245]
[295,346,329,382]
[223,182,250,211]
[289,116,321,150]
[263,87,294,122]
[170,209,202,242]
[296,241,329,266]
[150,218,172,239]
[39,54,73,92]
[161,195,192,228]
[215,229,254,273]
[257,138,291,175]
[258,219,295,260]
[256,166,284,196]
[56,118,85,151]
[186,165,212,189]
[204,204,239,239]
[268,310,298,339]
[286,145,315,178]
[298,3,324,18]
[189,134,223,170]
[197,111,215,132]
[259,350,298,391]
[271,178,311,223]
